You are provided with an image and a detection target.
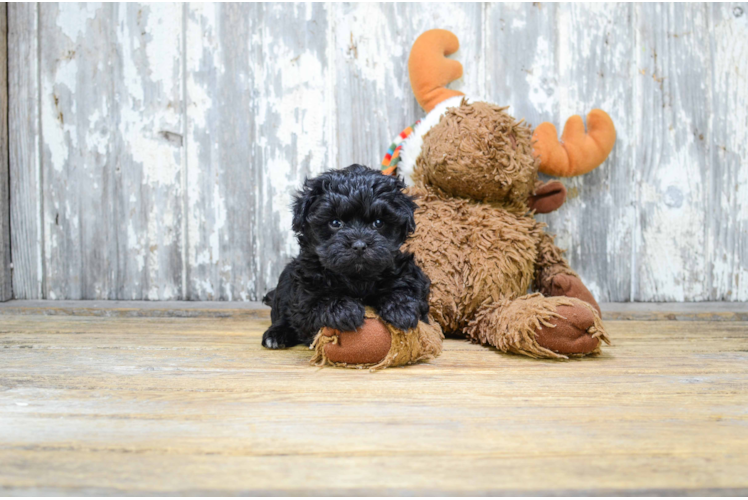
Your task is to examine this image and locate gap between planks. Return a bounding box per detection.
[1,300,748,321]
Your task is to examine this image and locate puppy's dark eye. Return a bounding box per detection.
[372,219,384,229]
[329,220,342,229]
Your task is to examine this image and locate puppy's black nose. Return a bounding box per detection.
[352,240,367,254]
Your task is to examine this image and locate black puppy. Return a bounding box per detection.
[261,164,430,349]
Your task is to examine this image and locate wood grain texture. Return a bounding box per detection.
[708,3,748,301]
[184,3,257,300]
[6,3,748,301]
[8,3,42,299]
[635,4,712,301]
[486,3,559,131]
[38,4,184,300]
[1,314,747,495]
[0,3,10,302]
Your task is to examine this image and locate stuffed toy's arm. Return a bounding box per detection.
[534,232,601,316]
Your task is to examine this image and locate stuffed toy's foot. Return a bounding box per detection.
[310,307,443,370]
[533,303,606,355]
[547,274,602,316]
[466,294,609,359]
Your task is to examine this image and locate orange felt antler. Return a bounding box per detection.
[532,109,616,177]
[409,29,464,113]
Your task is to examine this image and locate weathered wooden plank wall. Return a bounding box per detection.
[0,3,10,302]
[8,3,43,300]
[7,2,748,302]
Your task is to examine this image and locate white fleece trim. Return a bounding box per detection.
[399,95,467,186]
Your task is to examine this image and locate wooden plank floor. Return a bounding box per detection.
[1,312,747,495]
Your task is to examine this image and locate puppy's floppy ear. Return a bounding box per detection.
[391,174,408,191]
[391,193,417,236]
[404,195,417,234]
[392,174,417,235]
[292,177,321,233]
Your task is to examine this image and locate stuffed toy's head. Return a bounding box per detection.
[413,100,539,208]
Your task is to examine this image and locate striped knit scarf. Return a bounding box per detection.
[380,120,420,176]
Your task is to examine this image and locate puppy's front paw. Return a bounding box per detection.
[262,324,296,349]
[378,300,420,331]
[322,299,366,332]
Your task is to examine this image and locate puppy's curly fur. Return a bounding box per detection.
[262,164,431,349]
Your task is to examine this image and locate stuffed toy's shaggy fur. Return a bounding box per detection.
[402,100,610,359]
[393,25,615,359]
